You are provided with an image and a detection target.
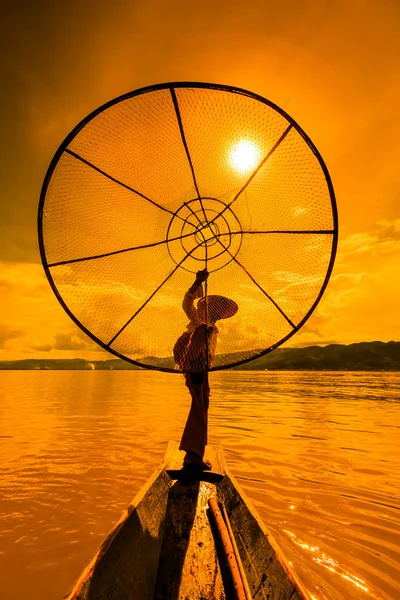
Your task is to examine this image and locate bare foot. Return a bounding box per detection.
[183,451,212,471]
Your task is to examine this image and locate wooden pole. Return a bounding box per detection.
[220,502,253,600]
[208,497,247,600]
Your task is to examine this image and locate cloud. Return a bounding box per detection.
[325,272,371,310]
[378,218,400,234]
[340,233,400,257]
[0,263,48,296]
[289,334,340,348]
[53,332,87,351]
[31,343,52,352]
[27,328,110,355]
[338,219,400,259]
[54,329,109,354]
[287,220,400,346]
[0,323,24,349]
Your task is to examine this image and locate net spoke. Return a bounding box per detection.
[170,88,208,226]
[182,201,204,226]
[221,229,335,236]
[106,237,209,348]
[229,123,293,207]
[65,149,185,220]
[47,228,201,268]
[182,201,208,266]
[213,234,296,329]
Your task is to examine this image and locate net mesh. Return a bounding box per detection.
[39,83,337,373]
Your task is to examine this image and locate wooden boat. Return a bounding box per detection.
[66,442,307,600]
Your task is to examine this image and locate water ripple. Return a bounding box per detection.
[0,370,399,599]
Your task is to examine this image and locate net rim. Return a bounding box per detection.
[38,81,338,373]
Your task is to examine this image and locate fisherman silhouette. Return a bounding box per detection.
[173,269,238,470]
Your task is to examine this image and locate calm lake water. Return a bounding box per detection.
[0,370,399,600]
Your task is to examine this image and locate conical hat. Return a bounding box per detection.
[197,295,238,321]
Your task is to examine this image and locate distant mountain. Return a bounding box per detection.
[232,341,400,371]
[0,358,139,371]
[1,342,399,371]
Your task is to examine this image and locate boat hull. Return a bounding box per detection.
[66,442,307,600]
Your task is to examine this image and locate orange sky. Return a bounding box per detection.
[1,0,399,360]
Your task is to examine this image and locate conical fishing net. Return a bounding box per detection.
[38,82,338,373]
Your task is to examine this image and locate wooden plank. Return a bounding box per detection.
[154,481,226,600]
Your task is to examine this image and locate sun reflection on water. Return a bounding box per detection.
[284,530,373,597]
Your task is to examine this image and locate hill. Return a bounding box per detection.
[232,341,400,371]
[0,342,399,371]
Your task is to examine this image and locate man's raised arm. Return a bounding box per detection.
[182,269,209,322]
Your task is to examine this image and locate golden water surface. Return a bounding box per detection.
[0,371,399,600]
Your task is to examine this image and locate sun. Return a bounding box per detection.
[229,140,260,173]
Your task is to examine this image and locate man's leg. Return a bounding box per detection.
[179,373,211,469]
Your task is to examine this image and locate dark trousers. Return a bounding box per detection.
[179,372,210,458]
